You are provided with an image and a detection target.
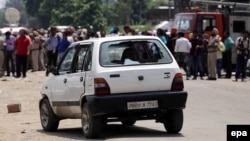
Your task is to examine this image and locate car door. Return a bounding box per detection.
[66,43,93,115]
[51,47,76,106]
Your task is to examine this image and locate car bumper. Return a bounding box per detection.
[86,91,187,116]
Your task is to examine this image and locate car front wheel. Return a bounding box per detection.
[40,99,59,131]
[81,104,103,138]
[163,109,183,133]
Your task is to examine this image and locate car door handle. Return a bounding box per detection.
[80,76,84,82]
[64,78,67,83]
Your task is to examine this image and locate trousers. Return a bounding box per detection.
[207,52,217,78]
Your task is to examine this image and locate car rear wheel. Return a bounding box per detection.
[121,120,136,126]
[81,104,103,138]
[163,109,183,133]
[40,99,59,131]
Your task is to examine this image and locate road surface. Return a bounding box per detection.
[0,71,249,141]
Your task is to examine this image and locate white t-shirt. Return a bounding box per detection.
[5,36,16,51]
[174,37,192,53]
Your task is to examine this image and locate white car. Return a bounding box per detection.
[39,36,188,138]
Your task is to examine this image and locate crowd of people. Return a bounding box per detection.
[173,28,250,82]
[0,25,249,81]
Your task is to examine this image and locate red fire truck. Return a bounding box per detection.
[172,0,250,66]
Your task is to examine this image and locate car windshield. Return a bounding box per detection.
[173,14,194,32]
[100,39,173,67]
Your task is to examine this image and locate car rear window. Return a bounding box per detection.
[100,39,173,66]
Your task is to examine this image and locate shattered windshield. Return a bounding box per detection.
[100,39,173,67]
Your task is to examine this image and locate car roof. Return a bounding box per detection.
[72,35,161,46]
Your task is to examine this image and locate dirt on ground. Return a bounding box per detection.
[0,71,81,141]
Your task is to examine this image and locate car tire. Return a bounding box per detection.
[81,104,103,138]
[121,120,136,126]
[163,109,183,133]
[40,99,59,131]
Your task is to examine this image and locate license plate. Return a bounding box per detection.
[127,100,158,110]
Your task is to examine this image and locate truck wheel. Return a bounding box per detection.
[81,104,102,138]
[40,99,59,131]
[163,109,183,133]
[121,120,136,126]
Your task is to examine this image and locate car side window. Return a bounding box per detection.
[84,49,92,71]
[75,45,90,72]
[58,47,76,75]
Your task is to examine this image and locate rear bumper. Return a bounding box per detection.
[86,91,187,116]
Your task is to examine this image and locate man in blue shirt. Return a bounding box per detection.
[57,32,71,62]
[223,31,234,79]
[45,27,59,76]
[4,31,16,77]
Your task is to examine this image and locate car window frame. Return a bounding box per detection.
[72,43,93,73]
[56,44,78,75]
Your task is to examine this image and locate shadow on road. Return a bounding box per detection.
[37,124,184,140]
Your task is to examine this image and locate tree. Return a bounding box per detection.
[24,0,45,28]
[130,0,153,24]
[113,1,133,25]
[105,0,162,25]
[38,0,106,30]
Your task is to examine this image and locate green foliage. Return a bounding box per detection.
[104,0,162,26]
[37,0,106,30]
[23,0,163,29]
[105,24,153,35]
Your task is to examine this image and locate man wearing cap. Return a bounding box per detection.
[167,27,178,55]
[30,31,41,72]
[207,28,220,80]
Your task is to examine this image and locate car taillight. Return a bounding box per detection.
[94,78,110,95]
[171,73,184,91]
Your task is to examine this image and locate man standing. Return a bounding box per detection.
[207,28,220,80]
[57,31,71,62]
[4,31,16,77]
[45,27,59,76]
[14,29,32,78]
[223,31,234,78]
[216,40,225,78]
[189,30,204,80]
[30,31,41,72]
[175,32,192,80]
[234,31,250,82]
[38,29,46,71]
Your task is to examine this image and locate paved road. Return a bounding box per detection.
[0,72,250,141]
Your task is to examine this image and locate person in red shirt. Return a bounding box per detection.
[15,29,32,78]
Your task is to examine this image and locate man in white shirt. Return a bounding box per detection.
[175,32,192,80]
